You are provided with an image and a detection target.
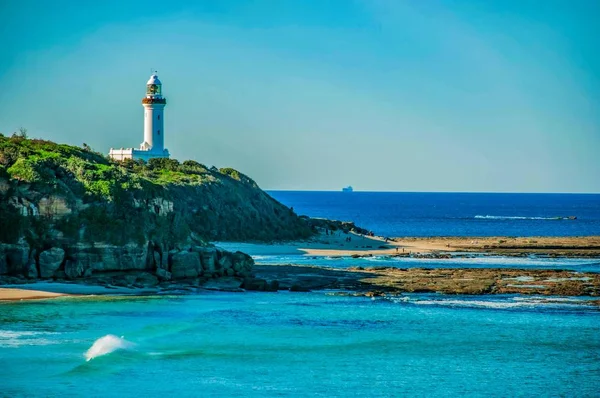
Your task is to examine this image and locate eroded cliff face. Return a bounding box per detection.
[0,239,252,286]
[0,136,314,285]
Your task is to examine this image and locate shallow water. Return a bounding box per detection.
[253,254,600,273]
[2,292,599,397]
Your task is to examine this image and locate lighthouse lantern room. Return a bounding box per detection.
[109,72,171,161]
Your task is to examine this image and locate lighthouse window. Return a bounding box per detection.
[158,130,160,135]
[158,115,160,120]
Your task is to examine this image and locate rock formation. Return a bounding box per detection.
[0,135,312,286]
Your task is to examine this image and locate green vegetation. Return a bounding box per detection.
[0,133,313,248]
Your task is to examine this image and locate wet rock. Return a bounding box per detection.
[202,277,243,291]
[242,277,269,291]
[289,284,311,292]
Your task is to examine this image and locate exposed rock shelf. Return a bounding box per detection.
[252,264,600,298]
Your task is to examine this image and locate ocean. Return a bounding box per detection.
[268,191,600,237]
[2,192,599,397]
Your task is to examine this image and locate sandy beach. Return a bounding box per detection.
[0,283,161,302]
[216,233,600,257]
[0,287,67,301]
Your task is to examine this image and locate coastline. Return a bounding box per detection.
[216,233,600,258]
[2,233,599,302]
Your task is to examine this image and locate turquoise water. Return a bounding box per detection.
[252,254,600,273]
[2,292,599,397]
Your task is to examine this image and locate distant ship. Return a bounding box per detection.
[342,186,354,192]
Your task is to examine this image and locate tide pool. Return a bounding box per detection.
[1,292,599,397]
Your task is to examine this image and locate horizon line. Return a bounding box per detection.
[264,189,600,195]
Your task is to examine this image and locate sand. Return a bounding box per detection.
[217,234,600,258]
[0,282,161,302]
[216,232,400,257]
[0,287,67,301]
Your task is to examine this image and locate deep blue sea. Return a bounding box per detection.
[268,191,600,237]
[2,191,600,397]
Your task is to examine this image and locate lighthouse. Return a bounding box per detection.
[108,72,170,161]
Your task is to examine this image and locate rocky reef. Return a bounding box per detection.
[252,264,600,298]
[0,135,313,286]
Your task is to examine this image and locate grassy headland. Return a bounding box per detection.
[0,134,313,247]
[0,134,315,282]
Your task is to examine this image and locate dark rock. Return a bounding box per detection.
[38,248,65,278]
[1,244,30,275]
[290,284,311,292]
[156,267,172,281]
[171,251,201,279]
[202,277,243,291]
[199,248,216,272]
[64,258,85,279]
[218,255,233,270]
[26,262,38,279]
[269,280,280,291]
[53,270,67,280]
[242,277,269,291]
[135,273,159,287]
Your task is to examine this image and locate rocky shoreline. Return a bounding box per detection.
[2,263,599,307]
[251,264,600,297]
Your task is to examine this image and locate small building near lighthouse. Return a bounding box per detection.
[109,72,170,161]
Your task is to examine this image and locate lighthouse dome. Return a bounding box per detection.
[147,74,162,85]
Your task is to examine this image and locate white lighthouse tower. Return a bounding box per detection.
[109,72,170,161]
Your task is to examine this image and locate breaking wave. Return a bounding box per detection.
[85,334,133,361]
[474,215,571,220]
[389,295,594,311]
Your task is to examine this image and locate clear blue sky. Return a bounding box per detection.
[1,0,599,192]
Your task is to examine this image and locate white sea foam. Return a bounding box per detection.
[544,277,591,282]
[474,215,563,220]
[84,334,133,361]
[505,276,535,282]
[393,296,588,310]
[506,284,547,289]
[0,330,60,348]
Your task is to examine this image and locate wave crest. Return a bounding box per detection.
[84,334,133,361]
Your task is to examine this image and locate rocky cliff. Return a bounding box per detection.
[0,135,313,284]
